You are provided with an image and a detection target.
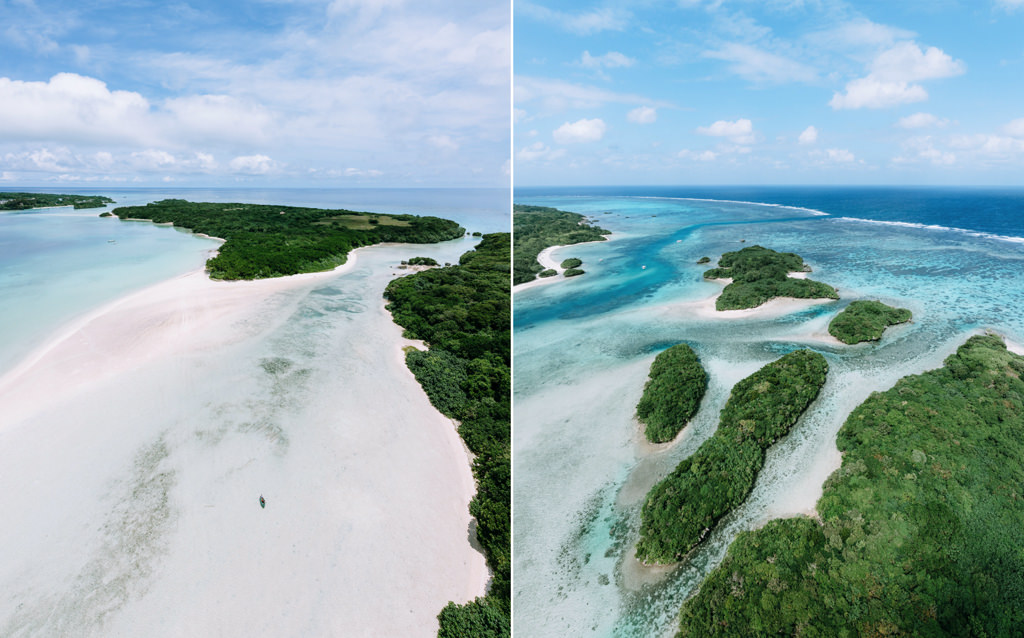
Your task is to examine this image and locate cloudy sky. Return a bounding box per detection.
[514,0,1024,186]
[0,0,509,187]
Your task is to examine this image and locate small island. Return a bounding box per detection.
[636,349,828,564]
[828,300,912,344]
[109,199,465,280]
[696,256,711,264]
[635,344,708,444]
[405,256,439,266]
[0,192,114,210]
[677,335,1024,637]
[513,204,610,285]
[703,245,839,310]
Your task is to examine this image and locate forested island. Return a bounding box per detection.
[677,335,1024,636]
[703,245,839,310]
[109,199,465,280]
[829,300,912,344]
[513,204,609,285]
[384,234,511,637]
[637,350,828,563]
[635,344,707,444]
[0,192,113,210]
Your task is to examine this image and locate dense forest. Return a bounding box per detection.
[0,192,113,210]
[110,199,465,280]
[384,234,511,638]
[829,300,912,344]
[636,350,828,563]
[678,335,1024,637]
[635,344,708,444]
[512,204,609,285]
[704,245,839,310]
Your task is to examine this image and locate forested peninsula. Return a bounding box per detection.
[0,192,113,210]
[704,245,839,310]
[635,344,708,444]
[637,350,828,564]
[384,234,511,638]
[829,300,912,344]
[677,335,1024,637]
[110,199,465,280]
[513,204,609,285]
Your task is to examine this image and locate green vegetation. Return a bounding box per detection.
[407,256,439,266]
[111,199,464,280]
[0,192,113,210]
[563,268,585,277]
[637,350,828,563]
[677,335,1024,637]
[636,344,708,444]
[513,204,610,285]
[384,234,510,637]
[539,269,557,278]
[560,257,582,269]
[697,256,711,264]
[829,299,912,344]
[99,212,113,217]
[703,245,839,310]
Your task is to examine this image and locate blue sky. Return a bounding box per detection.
[0,0,509,187]
[514,0,1024,186]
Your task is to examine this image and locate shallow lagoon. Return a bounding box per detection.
[512,193,1024,637]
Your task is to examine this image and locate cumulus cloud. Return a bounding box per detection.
[427,134,459,151]
[229,154,277,174]
[697,118,755,144]
[798,125,818,145]
[1005,118,1024,137]
[831,42,964,110]
[897,112,950,129]
[553,118,607,144]
[627,106,657,124]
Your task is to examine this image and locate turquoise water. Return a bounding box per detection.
[513,193,1024,637]
[0,188,506,375]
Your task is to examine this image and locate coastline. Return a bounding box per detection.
[513,235,615,293]
[0,241,487,636]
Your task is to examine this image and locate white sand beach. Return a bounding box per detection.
[513,236,615,293]
[0,242,487,636]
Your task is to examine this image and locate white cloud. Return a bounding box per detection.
[515,76,671,114]
[697,118,755,144]
[807,18,916,51]
[830,76,928,109]
[870,42,965,83]
[627,106,657,124]
[229,154,277,174]
[427,134,459,151]
[518,3,630,35]
[798,125,818,145]
[580,51,635,69]
[810,148,857,164]
[552,118,607,144]
[516,141,566,161]
[1005,118,1024,137]
[677,149,717,161]
[831,42,965,110]
[996,0,1024,11]
[703,43,817,84]
[897,112,950,129]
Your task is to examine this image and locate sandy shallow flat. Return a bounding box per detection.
[0,242,487,637]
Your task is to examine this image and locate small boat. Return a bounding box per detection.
[259,495,266,509]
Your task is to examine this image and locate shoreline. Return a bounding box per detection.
[513,235,615,293]
[0,240,487,635]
